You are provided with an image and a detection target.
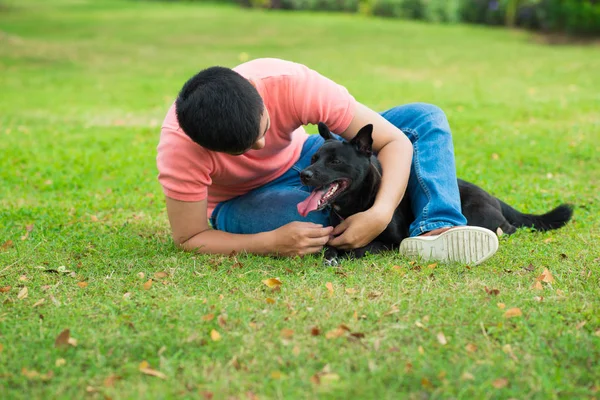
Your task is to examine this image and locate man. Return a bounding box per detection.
[156,58,498,264]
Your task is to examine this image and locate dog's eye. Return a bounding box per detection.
[310,155,318,163]
[329,159,341,165]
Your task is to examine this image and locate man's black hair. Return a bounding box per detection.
[175,66,264,154]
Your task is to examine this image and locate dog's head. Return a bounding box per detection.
[297,122,376,217]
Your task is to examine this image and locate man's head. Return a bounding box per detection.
[175,66,270,155]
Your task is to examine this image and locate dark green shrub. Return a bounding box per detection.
[371,0,424,19]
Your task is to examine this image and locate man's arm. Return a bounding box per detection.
[328,102,413,249]
[165,197,332,256]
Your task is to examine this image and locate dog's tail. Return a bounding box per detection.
[499,200,574,232]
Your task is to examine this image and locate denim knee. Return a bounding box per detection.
[385,103,450,135]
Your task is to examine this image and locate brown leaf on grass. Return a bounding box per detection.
[154,271,168,279]
[55,358,66,367]
[54,329,72,348]
[218,314,227,328]
[280,329,294,339]
[539,268,555,283]
[265,297,275,304]
[325,282,334,295]
[465,343,477,353]
[497,303,506,309]
[19,275,28,281]
[345,287,357,294]
[485,286,500,296]
[418,346,425,354]
[325,327,347,339]
[437,332,448,345]
[534,296,544,302]
[262,278,282,288]
[1,239,14,250]
[556,289,565,296]
[17,286,28,300]
[421,377,433,389]
[77,282,88,288]
[367,291,382,299]
[543,238,554,244]
[532,281,543,290]
[210,329,221,341]
[21,368,53,381]
[492,378,509,388]
[139,361,166,379]
[137,272,145,279]
[350,332,365,339]
[524,264,535,272]
[427,263,438,269]
[143,279,153,290]
[201,313,214,321]
[103,374,122,387]
[576,321,587,330]
[384,305,400,316]
[90,215,99,222]
[0,286,11,293]
[32,298,45,307]
[504,308,522,318]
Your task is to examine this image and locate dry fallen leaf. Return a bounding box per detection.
[210,329,221,341]
[345,288,357,294]
[90,215,99,222]
[292,345,301,356]
[0,286,11,293]
[123,292,132,299]
[492,377,509,388]
[18,287,28,300]
[325,282,334,295]
[137,272,145,279]
[201,313,214,322]
[1,239,14,250]
[485,286,500,296]
[139,361,166,379]
[103,374,122,387]
[421,377,433,389]
[576,321,587,330]
[54,329,71,348]
[543,238,554,244]
[325,327,347,339]
[32,298,45,307]
[21,368,53,381]
[217,314,227,328]
[437,332,448,345]
[540,268,555,283]
[19,275,28,281]
[418,346,425,354]
[427,263,438,269]
[465,343,477,353]
[497,303,506,309]
[154,271,168,279]
[311,326,321,336]
[143,279,153,290]
[77,282,88,288]
[504,308,522,318]
[534,296,544,302]
[532,281,544,290]
[262,278,282,288]
[55,358,66,367]
[265,297,276,304]
[280,329,294,339]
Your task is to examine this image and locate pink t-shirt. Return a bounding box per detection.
[156,58,356,218]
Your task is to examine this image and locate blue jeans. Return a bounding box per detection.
[211,103,467,237]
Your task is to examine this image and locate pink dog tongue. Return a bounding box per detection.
[297,188,327,217]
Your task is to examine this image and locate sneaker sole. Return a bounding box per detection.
[399,226,499,266]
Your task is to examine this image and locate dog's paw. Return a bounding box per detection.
[323,257,339,267]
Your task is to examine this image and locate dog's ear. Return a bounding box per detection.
[318,122,335,141]
[350,124,373,157]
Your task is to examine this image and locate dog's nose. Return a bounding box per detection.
[300,170,313,183]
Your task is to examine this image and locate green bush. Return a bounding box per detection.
[371,0,424,19]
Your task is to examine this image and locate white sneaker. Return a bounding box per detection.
[399,226,499,266]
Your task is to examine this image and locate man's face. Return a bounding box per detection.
[227,107,270,155]
[250,108,270,151]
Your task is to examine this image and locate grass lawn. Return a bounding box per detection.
[1,0,599,398]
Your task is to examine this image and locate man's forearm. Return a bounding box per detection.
[372,138,413,219]
[180,228,274,255]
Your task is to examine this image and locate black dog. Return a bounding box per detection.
[297,122,573,262]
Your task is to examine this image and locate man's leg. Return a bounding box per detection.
[211,134,330,234]
[380,103,498,265]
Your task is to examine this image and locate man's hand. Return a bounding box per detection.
[327,207,392,250]
[270,221,334,256]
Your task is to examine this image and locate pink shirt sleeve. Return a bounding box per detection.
[156,125,213,202]
[290,64,356,134]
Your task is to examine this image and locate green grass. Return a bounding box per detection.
[1,0,599,398]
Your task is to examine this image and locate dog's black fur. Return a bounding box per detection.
[299,122,574,261]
